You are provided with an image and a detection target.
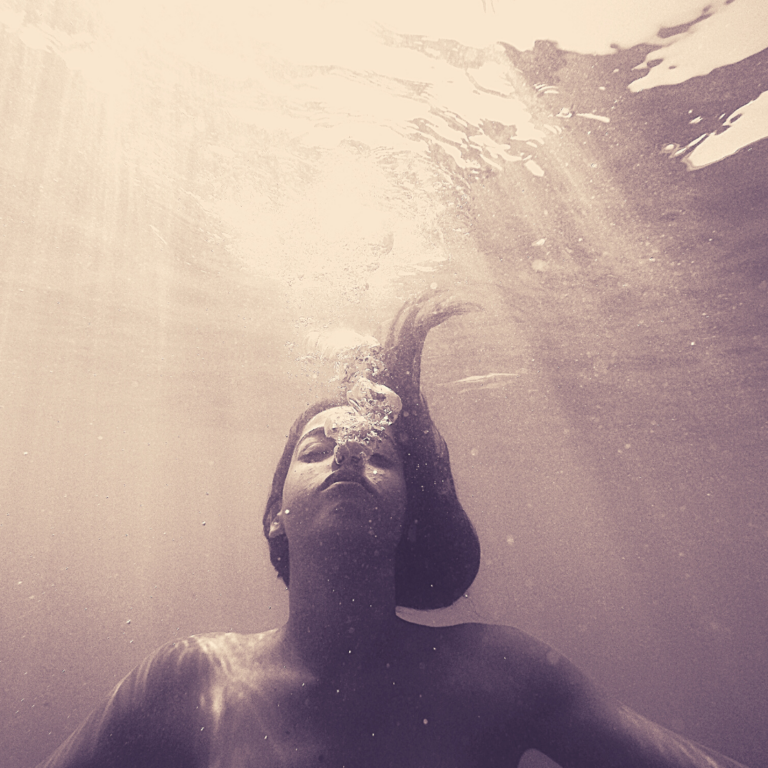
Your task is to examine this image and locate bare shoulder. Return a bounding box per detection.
[424,624,750,768]
[412,620,564,670]
[33,630,285,768]
[427,620,554,653]
[176,628,285,677]
[125,628,286,699]
[400,620,565,716]
[184,628,282,660]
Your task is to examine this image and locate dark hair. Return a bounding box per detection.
[262,292,481,610]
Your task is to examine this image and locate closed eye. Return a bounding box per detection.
[369,452,395,468]
[299,443,333,462]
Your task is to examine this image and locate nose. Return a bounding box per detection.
[333,441,371,470]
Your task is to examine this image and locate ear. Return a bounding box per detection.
[268,512,286,539]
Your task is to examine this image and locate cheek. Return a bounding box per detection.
[280,458,332,516]
[393,473,407,507]
[374,470,407,515]
[280,467,309,512]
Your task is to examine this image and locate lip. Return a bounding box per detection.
[320,470,376,495]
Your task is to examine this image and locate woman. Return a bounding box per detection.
[36,293,749,768]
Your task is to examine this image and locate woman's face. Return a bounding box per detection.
[277,406,408,549]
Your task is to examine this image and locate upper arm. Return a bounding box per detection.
[35,639,212,768]
[528,651,750,768]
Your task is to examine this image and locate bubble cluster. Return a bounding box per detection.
[323,342,402,455]
[331,341,387,392]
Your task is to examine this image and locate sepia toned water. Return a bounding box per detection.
[1,1,766,766]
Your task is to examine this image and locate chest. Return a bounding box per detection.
[204,667,523,768]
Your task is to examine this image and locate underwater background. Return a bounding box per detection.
[1,1,766,765]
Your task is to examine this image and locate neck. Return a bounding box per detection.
[280,544,402,673]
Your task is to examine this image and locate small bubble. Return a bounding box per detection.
[470,448,478,457]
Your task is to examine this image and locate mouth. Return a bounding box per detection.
[320,469,376,495]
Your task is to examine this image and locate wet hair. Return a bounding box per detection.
[262,292,481,610]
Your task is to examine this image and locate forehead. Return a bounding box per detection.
[301,406,354,438]
[300,406,398,444]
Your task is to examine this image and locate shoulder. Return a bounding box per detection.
[409,621,569,713]
[140,628,279,669]
[424,621,566,674]
[418,623,751,768]
[130,629,281,698]
[120,633,228,695]
[450,623,605,715]
[98,633,251,731]
[35,631,282,768]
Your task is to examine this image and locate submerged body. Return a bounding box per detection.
[37,620,747,768]
[36,362,752,768]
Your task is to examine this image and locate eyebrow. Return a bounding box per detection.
[296,427,329,449]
